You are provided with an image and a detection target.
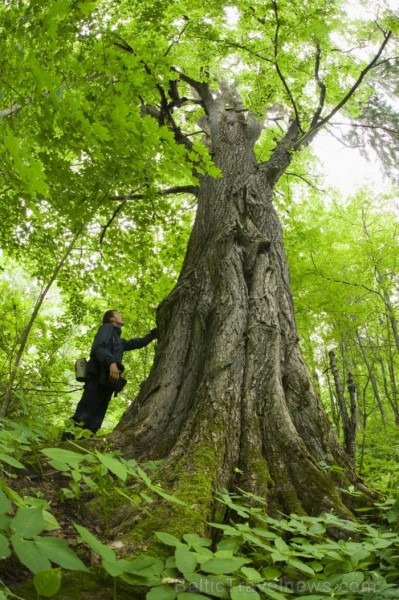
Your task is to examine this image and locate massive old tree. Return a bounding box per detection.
[108,0,397,529]
[1,0,398,533]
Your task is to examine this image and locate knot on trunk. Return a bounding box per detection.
[234,220,270,282]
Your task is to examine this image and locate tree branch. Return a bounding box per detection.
[101,185,199,244]
[100,184,148,245]
[109,185,199,201]
[310,251,383,299]
[163,21,190,57]
[259,119,301,185]
[285,171,325,191]
[114,37,193,150]
[310,43,327,129]
[331,120,399,137]
[172,68,214,114]
[293,29,392,150]
[271,0,303,133]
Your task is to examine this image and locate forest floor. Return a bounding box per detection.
[0,446,131,600]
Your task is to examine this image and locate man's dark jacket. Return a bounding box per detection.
[87,323,157,376]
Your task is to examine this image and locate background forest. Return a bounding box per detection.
[2,179,398,491]
[1,0,399,598]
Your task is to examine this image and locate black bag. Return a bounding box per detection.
[99,366,127,393]
[111,376,127,394]
[75,358,88,382]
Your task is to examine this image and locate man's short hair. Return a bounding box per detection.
[102,310,117,324]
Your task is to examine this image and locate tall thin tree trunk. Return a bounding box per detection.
[328,350,356,462]
[325,357,340,433]
[356,329,386,426]
[346,372,357,463]
[1,229,83,416]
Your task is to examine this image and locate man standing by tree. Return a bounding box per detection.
[62,310,157,439]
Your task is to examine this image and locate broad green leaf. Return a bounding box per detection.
[240,567,264,583]
[261,567,281,580]
[287,558,315,575]
[103,558,129,577]
[231,585,260,600]
[0,482,22,506]
[308,523,326,535]
[274,538,289,555]
[175,545,197,574]
[342,572,365,585]
[42,510,61,531]
[33,568,62,597]
[0,488,11,514]
[155,531,184,547]
[150,486,187,507]
[11,534,51,574]
[74,523,115,562]
[185,573,232,599]
[95,451,128,481]
[11,507,44,538]
[258,586,288,600]
[35,536,88,571]
[0,533,11,559]
[146,585,177,600]
[123,555,165,581]
[217,537,242,553]
[41,448,86,467]
[201,556,251,575]
[183,534,212,547]
[292,596,328,600]
[178,594,209,600]
[0,453,25,469]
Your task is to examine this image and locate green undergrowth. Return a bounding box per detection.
[1,419,399,599]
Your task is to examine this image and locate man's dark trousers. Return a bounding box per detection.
[71,377,113,433]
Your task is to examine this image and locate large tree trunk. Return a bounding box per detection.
[110,105,366,537]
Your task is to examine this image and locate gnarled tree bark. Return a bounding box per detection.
[109,95,368,538]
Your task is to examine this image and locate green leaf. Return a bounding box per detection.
[35,536,88,571]
[95,451,128,481]
[0,453,25,469]
[185,573,232,599]
[146,585,177,600]
[41,448,86,468]
[274,538,289,555]
[258,585,288,600]
[261,567,281,580]
[0,482,22,506]
[150,486,188,507]
[102,558,130,577]
[74,523,115,562]
[0,488,11,514]
[183,534,212,547]
[201,556,251,575]
[175,545,198,575]
[292,596,327,600]
[231,585,261,600]
[178,594,209,600]
[12,507,44,538]
[240,567,264,584]
[287,558,315,575]
[33,568,62,597]
[0,533,11,559]
[308,523,326,535]
[11,534,51,574]
[342,571,365,585]
[42,510,61,531]
[155,531,184,547]
[217,537,242,553]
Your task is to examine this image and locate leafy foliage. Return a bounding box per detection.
[67,490,399,600]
